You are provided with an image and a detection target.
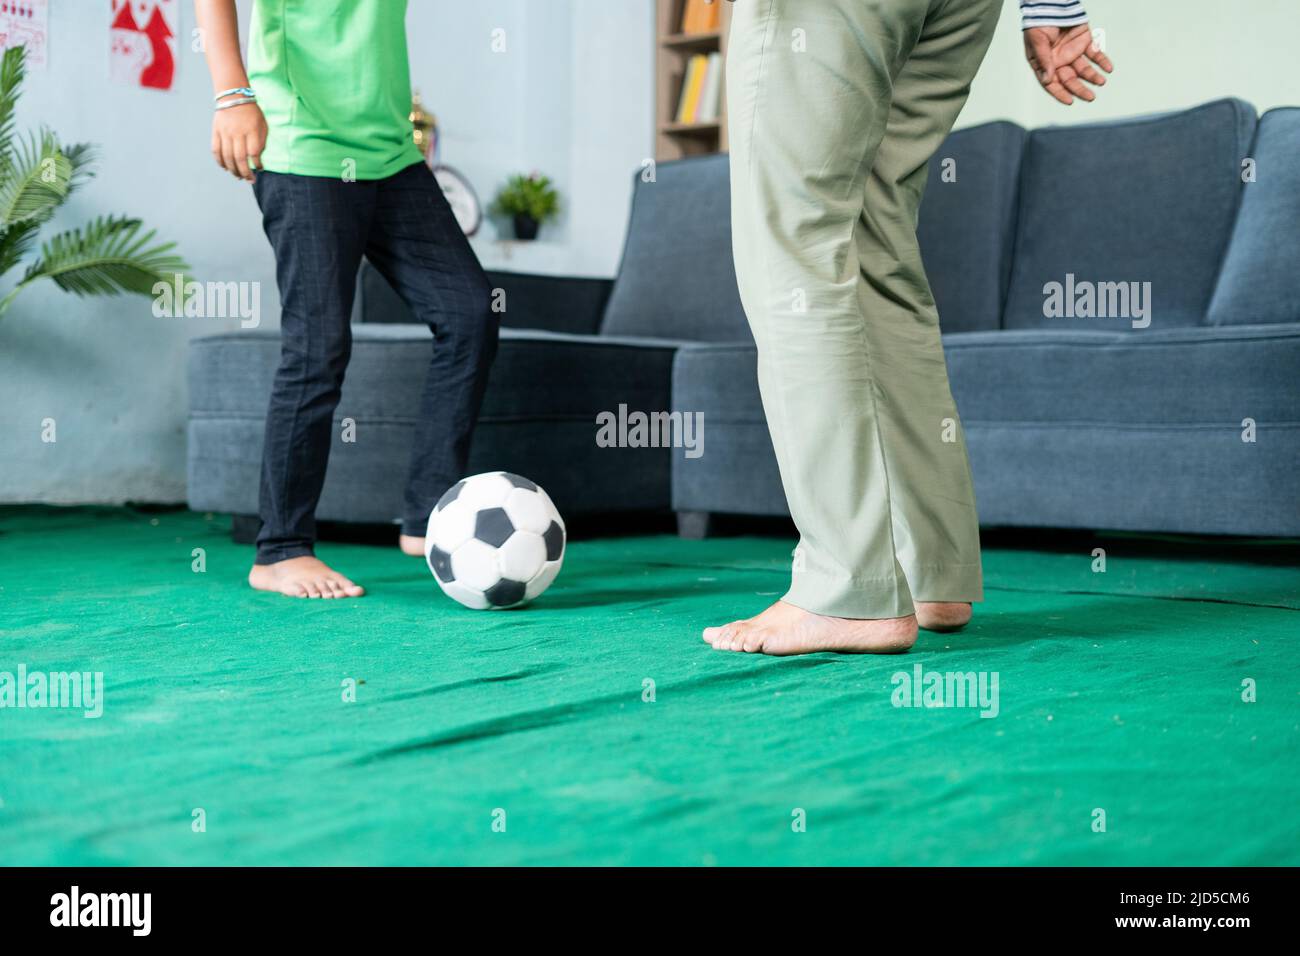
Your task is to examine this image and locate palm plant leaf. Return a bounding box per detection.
[0,45,25,168]
[0,218,39,276]
[0,129,72,227]
[61,142,98,194]
[0,142,94,282]
[23,215,189,298]
[0,46,188,320]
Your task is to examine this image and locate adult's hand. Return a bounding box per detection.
[1025,24,1114,105]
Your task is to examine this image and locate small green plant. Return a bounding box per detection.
[0,45,187,319]
[492,172,560,223]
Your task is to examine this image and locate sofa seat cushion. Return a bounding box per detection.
[670,327,1300,535]
[190,325,685,419]
[946,325,1300,535]
[188,325,685,521]
[1004,98,1257,331]
[676,325,1300,428]
[948,325,1300,535]
[944,324,1300,425]
[671,344,786,516]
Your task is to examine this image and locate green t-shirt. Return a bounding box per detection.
[248,0,423,179]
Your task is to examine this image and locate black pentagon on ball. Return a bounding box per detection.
[474,507,515,548]
[501,472,538,492]
[485,578,527,607]
[428,545,454,583]
[435,479,466,512]
[543,520,564,561]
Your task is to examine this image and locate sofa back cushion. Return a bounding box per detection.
[600,154,751,342]
[1207,108,1300,325]
[1003,98,1256,331]
[917,121,1026,334]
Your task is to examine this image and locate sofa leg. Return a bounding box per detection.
[676,511,713,540]
[231,514,261,545]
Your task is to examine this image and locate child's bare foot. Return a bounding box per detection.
[703,600,917,656]
[398,534,425,557]
[915,602,972,632]
[248,556,365,599]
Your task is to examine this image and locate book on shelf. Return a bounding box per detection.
[675,53,707,124]
[696,51,724,123]
[679,0,722,35]
[675,52,723,126]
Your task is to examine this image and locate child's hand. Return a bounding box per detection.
[211,101,268,182]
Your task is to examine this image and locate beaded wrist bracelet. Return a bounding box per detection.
[214,86,256,102]
[215,97,257,111]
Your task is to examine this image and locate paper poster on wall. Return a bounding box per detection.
[0,0,50,70]
[110,0,177,90]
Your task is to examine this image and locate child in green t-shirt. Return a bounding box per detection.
[197,0,498,599]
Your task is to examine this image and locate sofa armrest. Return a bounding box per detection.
[356,260,612,335]
[486,271,613,335]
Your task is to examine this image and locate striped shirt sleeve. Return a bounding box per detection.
[1020,1,1089,29]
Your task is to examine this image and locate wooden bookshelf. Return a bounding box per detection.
[656,0,731,160]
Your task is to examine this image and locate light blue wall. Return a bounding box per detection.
[1,0,1289,505]
[0,0,655,505]
[415,0,655,276]
[963,0,1300,129]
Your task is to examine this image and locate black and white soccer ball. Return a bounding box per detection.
[425,472,565,610]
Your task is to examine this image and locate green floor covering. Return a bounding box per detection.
[1,506,1297,866]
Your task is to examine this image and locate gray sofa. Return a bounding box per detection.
[187,153,742,529]
[188,99,1300,539]
[676,99,1300,538]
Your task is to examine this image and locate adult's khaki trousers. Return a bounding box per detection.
[727,0,1001,618]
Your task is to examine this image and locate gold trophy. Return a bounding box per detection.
[410,90,437,162]
[410,91,481,237]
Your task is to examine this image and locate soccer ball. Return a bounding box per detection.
[424,472,565,609]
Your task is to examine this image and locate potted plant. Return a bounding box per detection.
[0,45,186,319]
[492,172,559,241]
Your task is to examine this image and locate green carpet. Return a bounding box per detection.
[1,506,1296,866]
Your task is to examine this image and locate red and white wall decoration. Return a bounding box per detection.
[110,0,176,90]
[0,0,50,70]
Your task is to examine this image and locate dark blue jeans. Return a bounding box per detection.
[252,162,498,564]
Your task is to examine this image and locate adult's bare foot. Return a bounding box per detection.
[703,600,916,656]
[915,602,971,632]
[248,556,365,599]
[398,534,425,557]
